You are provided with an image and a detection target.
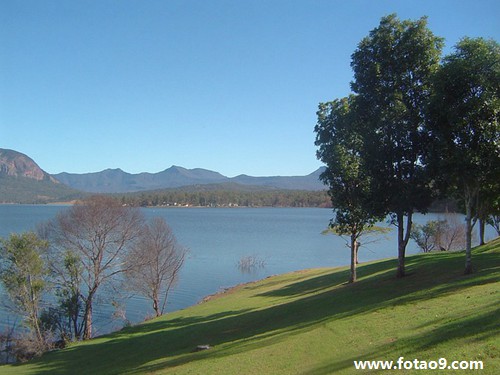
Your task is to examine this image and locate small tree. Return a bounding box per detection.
[435,214,469,251]
[410,221,441,252]
[125,217,186,317]
[45,250,84,341]
[315,96,385,283]
[46,195,144,339]
[411,215,469,253]
[0,232,49,351]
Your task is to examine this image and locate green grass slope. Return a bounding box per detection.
[3,240,499,374]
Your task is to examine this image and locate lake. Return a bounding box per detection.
[0,205,496,336]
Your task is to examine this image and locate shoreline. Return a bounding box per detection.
[0,202,331,209]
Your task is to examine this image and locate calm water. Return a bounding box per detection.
[0,205,496,336]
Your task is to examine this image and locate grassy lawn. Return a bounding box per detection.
[2,239,499,374]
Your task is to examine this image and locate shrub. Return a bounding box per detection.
[237,255,266,274]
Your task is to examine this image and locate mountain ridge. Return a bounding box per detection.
[0,148,326,197]
[54,165,326,193]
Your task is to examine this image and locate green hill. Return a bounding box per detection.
[2,240,499,374]
[0,175,82,204]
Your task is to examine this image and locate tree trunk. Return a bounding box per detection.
[28,275,44,345]
[349,234,358,283]
[83,302,93,340]
[73,313,80,340]
[479,219,485,246]
[31,311,44,346]
[82,289,96,340]
[153,296,160,317]
[355,242,359,264]
[464,197,473,275]
[396,212,413,278]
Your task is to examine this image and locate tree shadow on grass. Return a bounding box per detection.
[117,308,254,336]
[305,302,500,375]
[256,259,396,299]
[12,247,499,375]
[256,249,498,308]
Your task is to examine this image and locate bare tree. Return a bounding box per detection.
[46,195,144,340]
[125,217,186,317]
[434,213,468,251]
[410,214,470,253]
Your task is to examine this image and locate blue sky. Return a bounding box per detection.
[1,0,499,177]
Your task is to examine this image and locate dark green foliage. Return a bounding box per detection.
[428,38,499,193]
[349,14,443,277]
[51,250,84,341]
[315,95,384,282]
[315,96,382,226]
[351,14,443,215]
[0,233,49,349]
[316,14,444,279]
[427,37,500,273]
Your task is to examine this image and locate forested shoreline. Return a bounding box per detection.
[115,189,332,208]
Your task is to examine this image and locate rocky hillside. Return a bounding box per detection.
[0,148,80,203]
[0,148,57,182]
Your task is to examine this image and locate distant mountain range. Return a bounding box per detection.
[53,166,326,193]
[0,148,326,203]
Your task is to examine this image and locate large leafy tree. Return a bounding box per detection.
[428,38,500,274]
[315,96,384,283]
[350,14,443,277]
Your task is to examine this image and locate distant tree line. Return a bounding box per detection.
[315,14,499,281]
[116,189,332,208]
